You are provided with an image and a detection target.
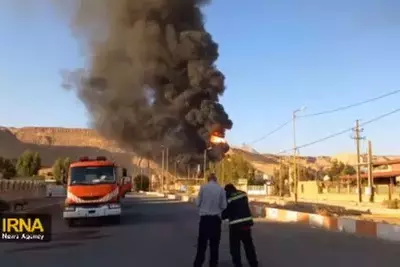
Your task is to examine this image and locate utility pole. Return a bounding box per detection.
[140,168,143,191]
[175,161,178,181]
[166,147,169,174]
[166,147,169,191]
[292,112,298,203]
[203,149,207,184]
[161,146,165,193]
[367,140,374,202]
[279,158,283,197]
[352,120,363,203]
[292,106,306,203]
[147,157,151,191]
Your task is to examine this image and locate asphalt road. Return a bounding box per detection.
[0,193,399,267]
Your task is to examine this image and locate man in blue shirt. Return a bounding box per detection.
[193,173,227,267]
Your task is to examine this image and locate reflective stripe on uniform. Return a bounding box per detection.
[227,193,246,203]
[230,216,253,225]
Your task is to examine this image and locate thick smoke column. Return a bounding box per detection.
[62,0,232,167]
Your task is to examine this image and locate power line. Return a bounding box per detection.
[360,108,400,126]
[298,89,400,118]
[248,89,400,145]
[277,107,400,154]
[249,119,292,145]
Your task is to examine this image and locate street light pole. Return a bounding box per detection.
[203,149,207,184]
[292,106,306,204]
[161,146,165,193]
[166,147,169,191]
[166,147,169,174]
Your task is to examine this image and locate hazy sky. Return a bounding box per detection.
[0,0,399,156]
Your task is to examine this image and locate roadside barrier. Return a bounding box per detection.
[152,191,400,243]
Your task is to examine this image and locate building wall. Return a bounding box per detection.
[298,181,389,203]
[299,181,320,195]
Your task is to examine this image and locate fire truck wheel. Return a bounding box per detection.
[110,215,121,224]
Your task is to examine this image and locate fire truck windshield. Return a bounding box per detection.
[69,166,116,185]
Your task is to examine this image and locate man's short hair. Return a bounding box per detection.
[208,173,217,181]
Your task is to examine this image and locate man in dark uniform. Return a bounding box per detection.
[222,184,259,267]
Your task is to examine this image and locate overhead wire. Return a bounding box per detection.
[248,119,292,145]
[276,107,400,154]
[248,89,400,145]
[298,89,400,118]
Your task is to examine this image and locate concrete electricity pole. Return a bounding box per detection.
[166,147,169,174]
[203,149,207,184]
[352,120,363,203]
[292,106,306,203]
[279,157,283,197]
[166,147,169,190]
[147,157,151,191]
[161,146,165,193]
[367,140,375,202]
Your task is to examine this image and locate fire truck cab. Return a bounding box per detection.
[63,156,131,227]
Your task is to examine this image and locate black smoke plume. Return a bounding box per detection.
[61,0,232,169]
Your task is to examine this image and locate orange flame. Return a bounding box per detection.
[210,134,227,144]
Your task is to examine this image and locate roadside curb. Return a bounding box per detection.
[145,192,400,242]
[143,191,165,197]
[249,201,400,243]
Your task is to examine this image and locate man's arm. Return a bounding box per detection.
[195,186,203,207]
[219,188,227,211]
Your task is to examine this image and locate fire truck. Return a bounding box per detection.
[63,156,132,227]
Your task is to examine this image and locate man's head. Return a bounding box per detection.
[208,173,217,182]
[224,183,237,194]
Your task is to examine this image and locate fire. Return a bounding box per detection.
[210,134,227,144]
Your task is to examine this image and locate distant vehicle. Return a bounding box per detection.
[62,156,132,227]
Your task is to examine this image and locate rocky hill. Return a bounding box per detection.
[1,127,398,177]
[0,127,160,175]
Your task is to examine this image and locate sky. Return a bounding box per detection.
[0,0,399,156]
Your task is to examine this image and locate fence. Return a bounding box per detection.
[179,184,270,196]
[0,179,47,201]
[247,185,267,195]
[318,181,400,196]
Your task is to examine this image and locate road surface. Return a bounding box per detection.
[0,193,398,267]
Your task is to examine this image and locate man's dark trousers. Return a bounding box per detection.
[229,226,258,267]
[194,215,222,267]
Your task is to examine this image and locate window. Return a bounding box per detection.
[70,166,116,185]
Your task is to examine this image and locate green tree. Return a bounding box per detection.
[63,157,71,177]
[272,164,290,196]
[53,157,71,183]
[52,158,63,182]
[326,159,356,180]
[327,160,343,180]
[208,154,254,185]
[0,156,16,179]
[32,152,41,175]
[298,166,316,181]
[134,175,150,191]
[15,150,41,177]
[342,164,356,176]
